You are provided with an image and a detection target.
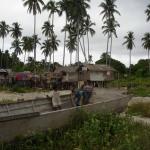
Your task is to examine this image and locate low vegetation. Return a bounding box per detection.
[127,102,150,118]
[1,111,150,150]
[110,77,150,97]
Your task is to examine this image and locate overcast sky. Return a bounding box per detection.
[0,0,149,67]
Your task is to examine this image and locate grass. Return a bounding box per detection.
[110,77,150,97]
[1,111,150,150]
[128,87,150,97]
[127,102,150,118]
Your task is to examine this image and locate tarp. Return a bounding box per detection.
[15,72,32,81]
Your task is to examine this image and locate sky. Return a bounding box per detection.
[0,0,149,67]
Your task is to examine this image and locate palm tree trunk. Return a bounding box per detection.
[79,39,87,63]
[52,9,54,68]
[34,14,36,62]
[77,20,80,65]
[106,32,110,66]
[48,53,51,70]
[24,51,26,64]
[53,51,54,67]
[63,17,67,66]
[0,37,4,68]
[87,32,90,62]
[148,49,150,73]
[109,33,113,66]
[129,49,132,77]
[70,52,71,65]
[82,36,87,62]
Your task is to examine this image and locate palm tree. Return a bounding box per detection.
[41,39,52,70]
[43,0,59,30]
[57,0,71,66]
[32,34,41,50]
[21,36,33,63]
[142,33,150,73]
[10,22,23,40]
[69,0,90,64]
[83,16,95,62]
[99,0,120,20]
[145,4,150,22]
[11,39,22,56]
[23,0,44,62]
[123,32,135,76]
[102,18,120,66]
[66,35,77,65]
[42,21,53,38]
[99,0,120,66]
[51,34,60,65]
[0,21,9,67]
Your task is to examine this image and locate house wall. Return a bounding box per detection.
[68,72,78,81]
[90,72,105,81]
[89,71,115,81]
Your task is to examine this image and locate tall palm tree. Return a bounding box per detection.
[57,0,71,66]
[43,0,59,30]
[0,21,9,68]
[145,4,150,22]
[99,0,120,20]
[11,39,22,56]
[69,0,90,64]
[51,34,60,65]
[21,36,33,63]
[142,33,150,73]
[66,35,77,65]
[43,0,60,69]
[41,39,52,70]
[23,0,44,62]
[102,18,120,65]
[123,32,135,76]
[32,34,41,50]
[83,16,95,62]
[99,0,120,66]
[42,21,53,38]
[10,22,23,40]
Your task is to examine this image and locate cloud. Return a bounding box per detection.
[0,0,149,67]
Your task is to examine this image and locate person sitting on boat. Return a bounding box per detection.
[83,81,93,104]
[74,85,84,106]
[52,85,62,110]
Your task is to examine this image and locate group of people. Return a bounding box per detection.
[74,82,93,106]
[50,81,93,111]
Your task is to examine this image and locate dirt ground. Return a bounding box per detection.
[91,88,127,103]
[0,88,127,102]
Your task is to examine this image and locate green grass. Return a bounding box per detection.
[127,102,150,118]
[128,87,150,97]
[110,77,150,97]
[1,111,150,150]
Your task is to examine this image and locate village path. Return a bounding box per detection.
[91,88,127,103]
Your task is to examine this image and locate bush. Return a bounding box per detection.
[1,111,150,150]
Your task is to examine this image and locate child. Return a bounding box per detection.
[52,85,62,110]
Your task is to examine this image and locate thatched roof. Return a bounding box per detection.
[55,66,79,73]
[86,64,116,72]
[54,64,116,74]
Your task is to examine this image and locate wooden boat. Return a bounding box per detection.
[0,93,131,141]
